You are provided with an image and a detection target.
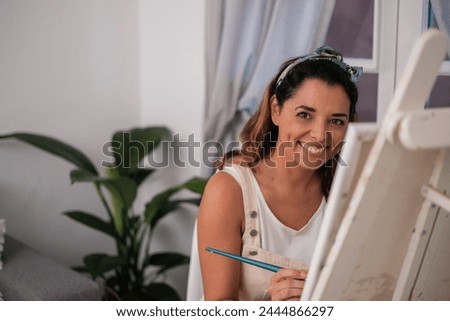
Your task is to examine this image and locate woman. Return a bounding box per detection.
[197,46,361,300]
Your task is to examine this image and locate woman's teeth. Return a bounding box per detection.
[301,143,325,155]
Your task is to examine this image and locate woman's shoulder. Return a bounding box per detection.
[201,159,254,207]
[201,153,259,209]
[207,165,242,195]
[198,166,246,228]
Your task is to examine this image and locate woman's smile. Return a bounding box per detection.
[299,141,326,156]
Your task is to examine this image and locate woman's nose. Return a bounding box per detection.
[309,121,326,143]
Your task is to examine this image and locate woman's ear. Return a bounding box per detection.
[270,95,280,126]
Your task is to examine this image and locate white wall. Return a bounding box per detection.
[139,0,205,298]
[0,0,205,299]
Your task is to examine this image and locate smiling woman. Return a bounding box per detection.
[270,79,350,171]
[194,46,361,301]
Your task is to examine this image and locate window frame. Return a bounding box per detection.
[343,0,399,122]
[326,0,448,122]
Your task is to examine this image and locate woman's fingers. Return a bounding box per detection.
[268,268,308,301]
[272,268,307,282]
[269,278,305,300]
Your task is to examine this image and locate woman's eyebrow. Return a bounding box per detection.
[332,113,349,119]
[295,105,316,112]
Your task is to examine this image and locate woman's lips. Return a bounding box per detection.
[300,142,326,155]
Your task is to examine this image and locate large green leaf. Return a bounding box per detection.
[169,198,203,208]
[83,253,126,278]
[83,254,109,278]
[72,265,88,274]
[111,127,171,176]
[143,177,207,227]
[0,132,97,175]
[63,210,115,238]
[144,185,182,227]
[130,168,155,187]
[182,177,208,194]
[146,198,201,229]
[143,283,181,300]
[71,169,137,236]
[70,169,137,209]
[145,252,190,274]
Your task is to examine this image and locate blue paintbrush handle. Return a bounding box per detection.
[206,247,281,273]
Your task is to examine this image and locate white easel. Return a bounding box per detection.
[302,29,450,300]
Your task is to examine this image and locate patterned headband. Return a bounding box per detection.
[275,46,363,88]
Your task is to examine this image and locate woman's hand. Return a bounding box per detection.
[267,268,308,301]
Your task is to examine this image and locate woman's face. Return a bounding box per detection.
[271,78,351,170]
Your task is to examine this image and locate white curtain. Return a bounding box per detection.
[203,0,336,156]
[431,0,450,56]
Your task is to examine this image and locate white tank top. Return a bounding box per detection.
[221,164,325,300]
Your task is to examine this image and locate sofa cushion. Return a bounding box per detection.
[0,235,103,300]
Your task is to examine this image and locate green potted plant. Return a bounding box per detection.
[0,127,207,300]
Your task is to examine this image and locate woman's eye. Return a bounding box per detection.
[331,119,345,126]
[297,112,310,119]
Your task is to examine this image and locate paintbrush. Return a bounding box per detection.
[206,246,282,272]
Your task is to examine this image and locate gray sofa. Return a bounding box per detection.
[0,235,103,300]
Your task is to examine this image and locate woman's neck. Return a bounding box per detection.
[257,154,320,190]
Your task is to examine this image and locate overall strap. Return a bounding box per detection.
[231,165,261,248]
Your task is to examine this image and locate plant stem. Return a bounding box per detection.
[95,183,114,221]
